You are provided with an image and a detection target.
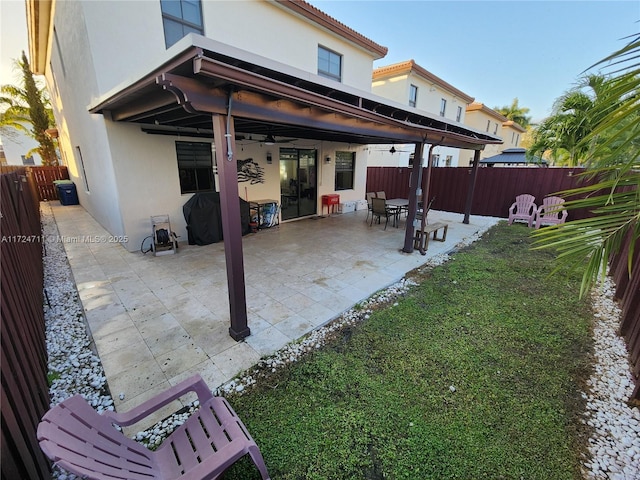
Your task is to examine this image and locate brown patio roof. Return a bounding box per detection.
[89,36,502,150]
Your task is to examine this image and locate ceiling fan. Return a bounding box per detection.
[262,133,296,145]
[370,145,412,154]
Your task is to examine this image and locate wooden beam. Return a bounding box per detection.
[211,113,250,341]
[463,150,482,224]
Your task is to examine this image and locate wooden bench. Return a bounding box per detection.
[413,221,448,255]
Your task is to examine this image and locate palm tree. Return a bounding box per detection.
[527,74,618,167]
[532,34,640,296]
[494,98,532,128]
[0,52,57,165]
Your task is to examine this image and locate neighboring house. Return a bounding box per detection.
[26,0,500,338]
[463,102,526,166]
[370,59,475,167]
[479,148,547,167]
[0,132,42,165]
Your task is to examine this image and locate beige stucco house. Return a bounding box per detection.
[463,102,526,166]
[27,0,501,336]
[370,60,475,167]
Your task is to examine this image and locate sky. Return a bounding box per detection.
[312,0,639,122]
[0,0,639,124]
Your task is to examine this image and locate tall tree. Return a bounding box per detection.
[532,34,640,296]
[0,51,57,165]
[528,74,617,167]
[494,98,532,128]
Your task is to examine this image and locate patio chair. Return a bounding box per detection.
[535,196,567,229]
[37,374,271,480]
[365,192,376,222]
[370,197,392,230]
[508,194,537,228]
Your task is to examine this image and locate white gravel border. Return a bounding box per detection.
[41,204,639,478]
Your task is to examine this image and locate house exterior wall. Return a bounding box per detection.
[371,67,473,167]
[37,0,385,251]
[462,105,523,166]
[47,0,126,239]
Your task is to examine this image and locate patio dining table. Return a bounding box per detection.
[386,198,409,227]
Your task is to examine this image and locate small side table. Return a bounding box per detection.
[321,194,340,216]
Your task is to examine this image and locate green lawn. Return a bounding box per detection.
[224,222,594,479]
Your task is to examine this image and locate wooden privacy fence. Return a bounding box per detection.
[0,169,51,479]
[27,166,69,201]
[366,166,592,220]
[610,234,640,402]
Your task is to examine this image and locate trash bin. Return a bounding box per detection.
[55,181,79,205]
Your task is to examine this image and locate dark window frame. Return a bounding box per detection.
[456,105,462,122]
[409,84,418,107]
[334,151,355,191]
[439,98,447,117]
[176,141,215,194]
[161,0,204,49]
[318,45,342,82]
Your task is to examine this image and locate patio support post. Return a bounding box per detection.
[463,149,482,224]
[402,142,425,253]
[211,113,250,340]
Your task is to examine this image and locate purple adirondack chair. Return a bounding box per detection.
[37,374,270,480]
[508,194,537,228]
[535,196,568,229]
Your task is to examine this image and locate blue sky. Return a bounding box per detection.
[1,1,638,124]
[312,0,639,122]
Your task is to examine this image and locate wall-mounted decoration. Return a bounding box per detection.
[237,158,265,184]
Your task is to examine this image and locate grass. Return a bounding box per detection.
[223,222,594,479]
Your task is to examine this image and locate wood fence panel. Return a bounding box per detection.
[27,166,69,201]
[0,170,51,480]
[367,166,591,220]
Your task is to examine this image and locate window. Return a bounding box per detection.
[439,98,447,117]
[176,141,214,193]
[445,155,453,167]
[493,123,498,135]
[161,0,204,49]
[335,151,355,190]
[318,46,342,81]
[486,120,491,132]
[75,146,90,192]
[515,134,520,145]
[456,106,462,122]
[431,154,440,167]
[409,84,418,107]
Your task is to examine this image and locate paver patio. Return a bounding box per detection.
[49,202,500,430]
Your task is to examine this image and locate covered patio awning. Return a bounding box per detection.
[88,34,502,340]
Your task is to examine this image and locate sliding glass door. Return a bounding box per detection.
[279,148,317,220]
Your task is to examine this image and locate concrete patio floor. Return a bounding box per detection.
[50,202,501,430]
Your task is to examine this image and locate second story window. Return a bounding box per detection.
[456,106,462,122]
[318,46,342,82]
[486,120,491,132]
[439,98,447,117]
[161,0,204,49]
[494,123,498,135]
[409,84,418,107]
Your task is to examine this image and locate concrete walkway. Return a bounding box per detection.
[50,202,501,430]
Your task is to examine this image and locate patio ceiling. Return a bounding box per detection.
[89,38,502,150]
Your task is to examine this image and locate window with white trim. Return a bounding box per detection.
[161,0,204,49]
[439,98,447,117]
[318,46,342,81]
[456,106,462,122]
